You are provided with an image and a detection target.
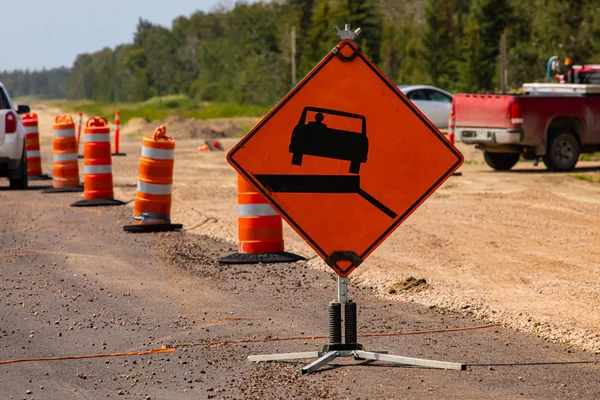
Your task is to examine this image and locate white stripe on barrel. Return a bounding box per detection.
[84,165,112,174]
[53,153,78,162]
[84,133,111,143]
[238,203,279,217]
[24,127,38,134]
[27,150,41,158]
[53,128,76,137]
[141,146,174,160]
[137,181,172,195]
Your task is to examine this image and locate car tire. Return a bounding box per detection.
[9,146,28,190]
[483,151,520,171]
[291,153,303,166]
[543,133,580,172]
[349,161,361,174]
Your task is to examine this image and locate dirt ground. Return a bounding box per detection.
[1,103,600,398]
[23,103,600,352]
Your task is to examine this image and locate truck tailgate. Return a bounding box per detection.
[453,94,514,128]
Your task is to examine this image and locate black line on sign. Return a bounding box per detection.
[253,174,396,219]
[255,174,359,193]
[357,189,397,219]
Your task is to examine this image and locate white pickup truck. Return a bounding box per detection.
[0,81,30,189]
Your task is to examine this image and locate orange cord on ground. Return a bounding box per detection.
[0,348,173,365]
[0,323,501,365]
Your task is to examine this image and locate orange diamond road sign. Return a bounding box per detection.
[227,39,463,277]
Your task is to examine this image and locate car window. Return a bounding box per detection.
[406,90,428,101]
[424,89,452,103]
[0,88,10,110]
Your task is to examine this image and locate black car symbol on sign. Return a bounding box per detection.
[289,107,368,174]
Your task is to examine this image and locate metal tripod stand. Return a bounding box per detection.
[248,276,466,374]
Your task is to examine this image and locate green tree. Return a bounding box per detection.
[300,0,337,75]
[458,0,512,91]
[422,0,456,88]
[336,0,383,64]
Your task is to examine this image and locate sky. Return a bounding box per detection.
[1,0,253,71]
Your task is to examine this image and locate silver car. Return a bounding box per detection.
[397,85,453,129]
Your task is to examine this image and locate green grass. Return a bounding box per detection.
[570,173,600,183]
[579,152,600,162]
[33,95,271,124]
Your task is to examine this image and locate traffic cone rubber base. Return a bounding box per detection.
[71,198,126,207]
[42,185,84,193]
[29,174,52,181]
[218,251,306,264]
[123,223,183,233]
[111,152,127,157]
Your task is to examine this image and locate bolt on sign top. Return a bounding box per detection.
[227,32,464,277]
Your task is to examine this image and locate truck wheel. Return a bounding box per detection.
[349,161,361,174]
[543,133,580,171]
[291,153,303,166]
[483,152,520,171]
[9,146,28,190]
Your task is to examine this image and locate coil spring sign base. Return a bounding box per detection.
[226,24,465,374]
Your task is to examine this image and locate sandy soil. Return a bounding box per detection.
[24,103,600,356]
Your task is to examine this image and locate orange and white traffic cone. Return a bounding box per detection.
[112,110,126,156]
[218,174,305,264]
[123,125,182,233]
[42,115,83,193]
[71,117,125,207]
[21,113,51,180]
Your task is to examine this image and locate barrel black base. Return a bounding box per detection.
[112,152,127,157]
[71,198,126,207]
[218,251,306,264]
[123,223,183,233]
[29,174,52,181]
[42,185,84,193]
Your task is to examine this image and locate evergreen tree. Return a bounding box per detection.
[459,0,512,92]
[300,0,337,75]
[336,0,383,64]
[422,0,455,88]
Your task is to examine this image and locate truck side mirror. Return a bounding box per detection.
[16,104,30,115]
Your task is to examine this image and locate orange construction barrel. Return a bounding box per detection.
[218,174,305,264]
[21,113,51,180]
[123,125,182,233]
[42,114,83,193]
[71,117,125,207]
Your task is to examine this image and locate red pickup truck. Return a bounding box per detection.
[449,83,600,171]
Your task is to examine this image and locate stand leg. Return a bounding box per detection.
[302,351,338,375]
[353,350,466,371]
[248,351,320,362]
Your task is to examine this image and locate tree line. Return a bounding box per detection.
[2,0,600,105]
[0,68,70,99]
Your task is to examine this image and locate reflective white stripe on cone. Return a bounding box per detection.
[84,165,112,174]
[137,181,172,195]
[53,153,78,162]
[53,129,76,137]
[141,146,174,160]
[84,133,111,143]
[238,204,279,217]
